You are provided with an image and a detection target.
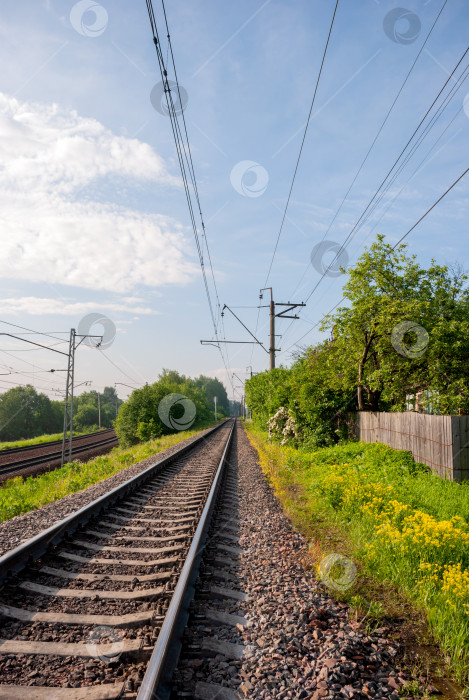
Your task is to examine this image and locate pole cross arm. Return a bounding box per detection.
[201,340,262,345]
[275,302,306,319]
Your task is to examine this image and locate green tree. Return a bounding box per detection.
[246,235,469,447]
[321,235,469,412]
[194,375,229,416]
[0,386,62,441]
[115,372,216,446]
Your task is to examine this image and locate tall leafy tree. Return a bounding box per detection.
[0,386,62,441]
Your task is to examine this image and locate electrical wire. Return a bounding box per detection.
[263,0,340,287]
[145,0,235,396]
[287,0,449,302]
[250,0,340,369]
[0,319,69,343]
[97,348,141,386]
[283,165,469,352]
[278,46,469,354]
[280,62,469,351]
[304,46,469,297]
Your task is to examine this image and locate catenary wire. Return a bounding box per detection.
[283,166,469,352]
[250,0,340,369]
[304,46,469,297]
[287,0,449,303]
[145,0,234,395]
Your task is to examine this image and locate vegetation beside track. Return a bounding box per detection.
[0,424,217,523]
[245,423,469,688]
[0,429,103,451]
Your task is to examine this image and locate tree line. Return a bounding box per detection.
[115,370,230,446]
[245,236,469,447]
[0,371,235,445]
[0,385,122,442]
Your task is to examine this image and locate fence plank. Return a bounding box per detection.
[358,411,468,482]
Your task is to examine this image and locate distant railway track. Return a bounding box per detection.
[0,429,118,479]
[0,419,234,698]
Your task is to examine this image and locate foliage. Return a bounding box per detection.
[267,407,298,445]
[245,354,354,447]
[0,430,92,451]
[73,386,122,431]
[246,424,469,684]
[320,235,469,413]
[0,386,62,441]
[193,374,229,415]
[114,370,224,446]
[0,427,206,522]
[246,236,469,447]
[0,385,123,442]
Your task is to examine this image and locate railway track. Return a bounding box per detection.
[0,429,118,479]
[0,419,235,699]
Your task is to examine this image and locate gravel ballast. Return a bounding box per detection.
[0,426,216,557]
[174,423,438,699]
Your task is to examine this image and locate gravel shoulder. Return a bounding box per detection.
[0,426,215,557]
[176,423,446,699]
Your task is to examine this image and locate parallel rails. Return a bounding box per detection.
[0,430,118,478]
[0,429,115,457]
[0,419,234,699]
[138,420,234,700]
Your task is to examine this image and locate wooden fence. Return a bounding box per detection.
[358,412,469,482]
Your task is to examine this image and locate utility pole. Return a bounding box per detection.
[61,329,102,467]
[97,392,101,429]
[201,295,305,372]
[260,288,306,370]
[214,396,217,421]
[270,295,275,369]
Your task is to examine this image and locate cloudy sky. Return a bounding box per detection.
[0,0,467,402]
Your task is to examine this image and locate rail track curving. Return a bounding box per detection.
[0,419,235,699]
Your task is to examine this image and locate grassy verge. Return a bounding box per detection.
[245,423,469,690]
[0,430,101,451]
[0,426,212,523]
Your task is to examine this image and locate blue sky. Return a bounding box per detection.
[0,0,467,403]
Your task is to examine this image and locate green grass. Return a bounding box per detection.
[245,424,469,688]
[0,427,209,522]
[0,430,101,451]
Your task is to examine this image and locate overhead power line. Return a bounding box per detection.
[144,0,234,395]
[284,165,469,352]
[288,0,449,302]
[263,0,340,287]
[0,319,68,343]
[306,45,469,297]
[250,0,340,369]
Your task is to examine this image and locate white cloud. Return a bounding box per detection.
[0,93,198,292]
[0,297,156,316]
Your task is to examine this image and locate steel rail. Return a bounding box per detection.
[137,418,236,700]
[0,420,229,583]
[0,428,115,457]
[0,435,118,477]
